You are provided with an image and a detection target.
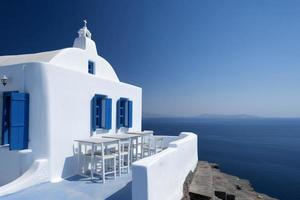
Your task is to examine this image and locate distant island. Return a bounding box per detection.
[192,114,261,119]
[143,113,261,119]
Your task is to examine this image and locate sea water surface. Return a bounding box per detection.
[142,117,300,200]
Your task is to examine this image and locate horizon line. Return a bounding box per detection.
[142,113,300,119]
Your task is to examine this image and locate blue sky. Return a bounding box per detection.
[0,0,300,117]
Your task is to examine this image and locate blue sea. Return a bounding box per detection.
[142,118,300,200]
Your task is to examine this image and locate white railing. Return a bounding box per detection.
[132,132,198,200]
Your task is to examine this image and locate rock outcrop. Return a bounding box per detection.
[183,161,278,200]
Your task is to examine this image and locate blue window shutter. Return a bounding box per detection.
[128,100,133,128]
[1,91,19,145]
[116,99,121,129]
[2,92,11,145]
[93,95,103,130]
[92,96,97,131]
[104,98,112,129]
[9,92,29,150]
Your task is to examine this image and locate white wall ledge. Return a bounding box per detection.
[132,132,198,200]
[0,145,9,149]
[0,145,32,154]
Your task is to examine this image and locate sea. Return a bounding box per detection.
[142,117,300,200]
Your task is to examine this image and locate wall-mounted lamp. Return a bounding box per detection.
[1,75,8,86]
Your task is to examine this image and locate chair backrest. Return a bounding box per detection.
[120,139,131,152]
[146,136,163,150]
[154,137,163,149]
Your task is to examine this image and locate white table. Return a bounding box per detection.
[126,131,153,158]
[102,133,140,174]
[75,138,118,180]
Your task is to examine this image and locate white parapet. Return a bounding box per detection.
[132,132,198,200]
[0,159,50,197]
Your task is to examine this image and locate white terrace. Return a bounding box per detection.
[1,132,197,200]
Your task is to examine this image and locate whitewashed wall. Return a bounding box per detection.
[0,63,49,186]
[42,63,142,181]
[0,62,142,184]
[132,132,198,200]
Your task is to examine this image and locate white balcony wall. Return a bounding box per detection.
[132,132,198,200]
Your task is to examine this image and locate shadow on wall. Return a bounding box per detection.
[106,182,132,200]
[61,155,77,179]
[0,147,34,186]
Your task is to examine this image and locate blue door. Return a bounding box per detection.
[9,92,29,150]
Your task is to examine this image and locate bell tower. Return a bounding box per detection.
[73,20,98,55]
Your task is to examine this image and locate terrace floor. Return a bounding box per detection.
[1,173,132,200]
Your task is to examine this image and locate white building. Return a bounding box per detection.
[0,22,198,200]
[0,22,141,185]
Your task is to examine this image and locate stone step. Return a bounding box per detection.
[189,161,213,200]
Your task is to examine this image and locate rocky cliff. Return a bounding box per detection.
[182,161,278,200]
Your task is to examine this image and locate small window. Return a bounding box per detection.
[117,98,133,128]
[88,61,95,74]
[92,94,112,131]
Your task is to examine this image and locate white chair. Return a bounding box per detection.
[138,131,154,159]
[130,137,142,162]
[80,144,117,183]
[143,136,163,157]
[94,149,117,183]
[78,144,93,177]
[117,139,131,174]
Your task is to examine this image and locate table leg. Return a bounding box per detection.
[91,144,95,180]
[78,143,82,174]
[118,140,121,176]
[141,136,144,158]
[102,143,105,183]
[136,137,139,161]
[129,139,131,164]
[130,138,134,164]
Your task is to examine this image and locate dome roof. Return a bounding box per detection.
[0,21,120,82]
[0,48,119,82]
